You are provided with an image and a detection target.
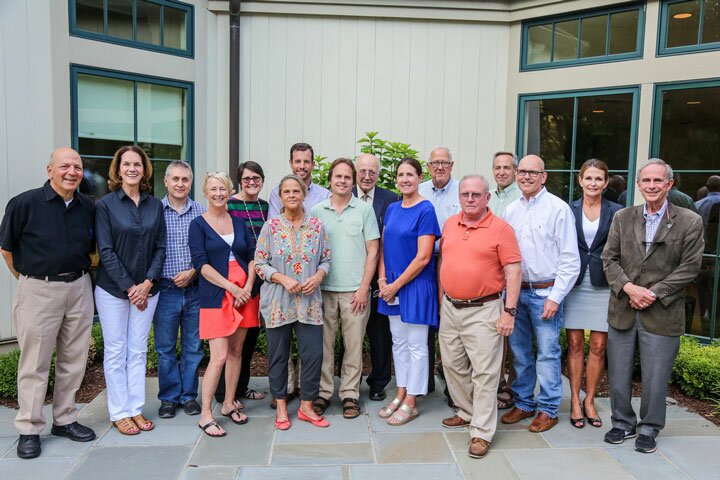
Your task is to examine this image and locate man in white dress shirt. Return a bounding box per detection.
[500,154,580,433]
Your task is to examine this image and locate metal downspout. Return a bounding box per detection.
[229,0,241,182]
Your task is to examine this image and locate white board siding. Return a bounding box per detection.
[238,14,510,193]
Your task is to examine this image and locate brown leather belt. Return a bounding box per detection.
[521,280,555,289]
[444,292,501,309]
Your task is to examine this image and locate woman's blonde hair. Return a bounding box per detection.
[203,171,234,194]
[108,145,153,192]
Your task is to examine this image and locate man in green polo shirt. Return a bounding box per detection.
[310,158,380,419]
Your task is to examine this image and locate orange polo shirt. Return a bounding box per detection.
[439,210,521,300]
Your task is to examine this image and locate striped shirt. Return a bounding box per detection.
[227,197,269,240]
[643,200,668,253]
[161,196,205,279]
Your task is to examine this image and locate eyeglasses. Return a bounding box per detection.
[517,169,544,178]
[429,161,453,168]
[358,169,378,177]
[241,176,263,184]
[460,192,488,200]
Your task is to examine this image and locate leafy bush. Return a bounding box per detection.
[357,131,420,191]
[91,322,104,361]
[0,349,55,398]
[671,336,720,398]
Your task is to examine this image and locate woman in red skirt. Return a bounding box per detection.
[188,172,259,437]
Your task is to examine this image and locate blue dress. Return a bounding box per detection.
[378,200,441,327]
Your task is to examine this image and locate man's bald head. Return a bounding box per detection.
[49,147,82,167]
[355,154,381,194]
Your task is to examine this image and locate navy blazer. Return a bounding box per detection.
[352,185,400,232]
[188,215,258,309]
[571,197,623,287]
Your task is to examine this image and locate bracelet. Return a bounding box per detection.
[378,277,387,282]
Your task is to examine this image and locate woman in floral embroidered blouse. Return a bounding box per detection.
[255,175,331,430]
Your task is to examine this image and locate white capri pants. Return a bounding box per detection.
[389,315,429,396]
[95,286,159,422]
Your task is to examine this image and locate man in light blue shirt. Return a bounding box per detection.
[488,151,521,216]
[418,146,460,398]
[310,159,379,418]
[268,142,330,219]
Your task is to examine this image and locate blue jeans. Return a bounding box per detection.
[152,280,203,404]
[508,288,563,417]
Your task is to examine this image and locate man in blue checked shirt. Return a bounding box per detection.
[153,161,206,419]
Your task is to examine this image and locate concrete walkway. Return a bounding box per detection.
[2,376,720,480]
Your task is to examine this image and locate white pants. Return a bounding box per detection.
[389,315,429,396]
[95,286,159,421]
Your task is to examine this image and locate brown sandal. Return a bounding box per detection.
[131,414,154,431]
[342,398,360,419]
[113,417,140,435]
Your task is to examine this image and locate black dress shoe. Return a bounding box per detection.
[369,390,386,401]
[51,422,96,442]
[181,399,201,416]
[159,401,177,419]
[17,434,41,459]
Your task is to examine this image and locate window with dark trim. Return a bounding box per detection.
[70,65,194,201]
[659,0,720,55]
[651,79,720,340]
[516,87,640,204]
[69,0,194,57]
[521,4,645,70]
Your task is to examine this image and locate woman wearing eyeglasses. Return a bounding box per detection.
[377,157,441,425]
[188,172,259,437]
[226,161,269,402]
[564,159,622,429]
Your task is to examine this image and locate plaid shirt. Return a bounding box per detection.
[643,200,668,253]
[161,196,205,279]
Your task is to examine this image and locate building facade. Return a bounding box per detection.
[0,0,718,344]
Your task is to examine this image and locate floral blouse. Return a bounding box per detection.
[255,213,331,328]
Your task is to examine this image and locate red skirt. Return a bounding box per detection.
[199,259,259,340]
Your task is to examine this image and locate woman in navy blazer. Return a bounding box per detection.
[188,172,259,438]
[563,159,623,429]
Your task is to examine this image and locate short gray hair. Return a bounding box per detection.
[459,174,490,194]
[637,158,673,182]
[428,146,452,162]
[493,151,518,168]
[165,160,194,179]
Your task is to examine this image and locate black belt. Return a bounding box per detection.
[444,292,501,309]
[27,271,87,283]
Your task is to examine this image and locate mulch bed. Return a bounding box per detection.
[2,353,718,428]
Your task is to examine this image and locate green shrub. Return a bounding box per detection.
[671,336,720,398]
[0,349,56,398]
[91,322,104,361]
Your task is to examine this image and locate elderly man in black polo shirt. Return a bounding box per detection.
[0,147,96,459]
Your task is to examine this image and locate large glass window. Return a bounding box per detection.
[518,88,639,203]
[652,80,720,339]
[660,0,720,54]
[70,0,193,57]
[71,66,193,201]
[522,4,643,69]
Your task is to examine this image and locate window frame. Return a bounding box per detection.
[520,3,645,71]
[515,85,641,204]
[658,0,720,56]
[70,64,195,194]
[69,0,194,58]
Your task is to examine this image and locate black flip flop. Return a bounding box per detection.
[222,408,248,425]
[199,421,226,437]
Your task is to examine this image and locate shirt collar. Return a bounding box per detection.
[431,177,455,193]
[322,195,357,210]
[643,200,668,220]
[457,209,493,229]
[117,188,149,203]
[495,181,519,197]
[358,186,375,200]
[278,212,312,227]
[43,180,80,205]
[520,186,546,204]
[162,195,193,215]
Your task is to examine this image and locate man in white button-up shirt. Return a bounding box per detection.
[500,154,580,433]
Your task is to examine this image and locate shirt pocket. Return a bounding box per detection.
[346,221,363,237]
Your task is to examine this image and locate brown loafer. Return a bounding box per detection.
[529,412,558,433]
[500,407,535,424]
[442,415,470,429]
[468,437,491,458]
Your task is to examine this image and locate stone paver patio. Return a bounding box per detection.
[2,376,720,480]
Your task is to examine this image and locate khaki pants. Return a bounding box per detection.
[319,291,370,400]
[439,296,503,442]
[13,274,94,435]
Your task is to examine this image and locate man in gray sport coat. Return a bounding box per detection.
[601,158,704,454]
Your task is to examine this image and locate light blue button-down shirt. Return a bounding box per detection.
[418,177,460,251]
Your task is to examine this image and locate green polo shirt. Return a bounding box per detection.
[488,181,521,216]
[311,195,380,292]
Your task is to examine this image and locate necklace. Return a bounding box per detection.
[240,195,267,243]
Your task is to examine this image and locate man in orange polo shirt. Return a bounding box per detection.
[437,174,522,459]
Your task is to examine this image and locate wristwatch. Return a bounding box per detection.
[504,307,518,317]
